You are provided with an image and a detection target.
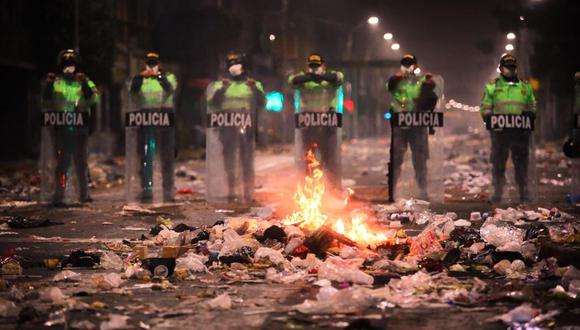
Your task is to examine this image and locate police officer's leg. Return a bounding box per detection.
[409,127,429,198]
[391,127,409,188]
[53,128,70,204]
[218,128,237,198]
[490,131,509,202]
[74,128,90,202]
[159,126,175,202]
[323,127,341,190]
[137,127,152,202]
[240,129,255,202]
[301,127,317,174]
[511,131,531,202]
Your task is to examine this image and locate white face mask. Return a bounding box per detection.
[63,66,76,74]
[228,64,243,76]
[146,65,159,73]
[401,65,415,74]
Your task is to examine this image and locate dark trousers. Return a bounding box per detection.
[53,127,89,203]
[217,127,255,200]
[392,127,429,192]
[137,127,174,201]
[490,130,530,199]
[300,127,341,189]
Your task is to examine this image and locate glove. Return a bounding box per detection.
[246,79,256,88]
[141,70,156,78]
[222,79,231,87]
[387,73,403,92]
[320,72,338,83]
[311,73,323,84]
[75,72,87,82]
[46,73,56,83]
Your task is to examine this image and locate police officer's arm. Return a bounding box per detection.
[320,71,344,85]
[289,72,314,86]
[77,74,95,100]
[480,83,495,118]
[416,76,438,111]
[41,74,55,102]
[206,81,225,107]
[387,73,403,93]
[253,81,266,108]
[130,74,144,94]
[526,82,537,115]
[158,72,177,94]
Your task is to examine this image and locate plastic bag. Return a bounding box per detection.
[176,252,208,273]
[317,256,373,285]
[100,314,130,330]
[480,219,525,252]
[295,287,374,314]
[254,247,287,266]
[53,270,81,282]
[207,293,232,310]
[100,252,124,271]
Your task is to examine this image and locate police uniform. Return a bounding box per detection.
[41,50,99,204]
[387,54,438,199]
[480,54,537,202]
[129,53,178,202]
[289,54,344,188]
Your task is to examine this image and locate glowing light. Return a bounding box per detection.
[383,32,393,40]
[507,32,516,40]
[268,34,276,41]
[391,43,400,50]
[414,67,421,75]
[367,16,379,25]
[265,91,284,112]
[519,16,525,21]
[505,44,514,51]
[384,112,392,120]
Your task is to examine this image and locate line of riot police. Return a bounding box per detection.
[40,48,575,207]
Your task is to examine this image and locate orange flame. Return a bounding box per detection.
[284,150,391,247]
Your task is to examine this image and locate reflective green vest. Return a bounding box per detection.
[387,74,425,112]
[206,80,264,111]
[288,70,344,113]
[42,78,99,113]
[138,73,178,109]
[480,75,537,115]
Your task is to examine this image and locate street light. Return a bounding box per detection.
[505,44,514,51]
[507,32,516,40]
[383,32,393,40]
[367,16,379,25]
[269,34,276,41]
[391,43,400,50]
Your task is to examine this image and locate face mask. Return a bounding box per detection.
[63,66,76,74]
[228,64,243,77]
[146,65,159,73]
[401,65,415,74]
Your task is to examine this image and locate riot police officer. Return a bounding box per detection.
[481,54,537,203]
[387,53,438,201]
[206,52,265,204]
[41,49,99,205]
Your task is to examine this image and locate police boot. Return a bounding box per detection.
[519,185,530,204]
[491,185,503,204]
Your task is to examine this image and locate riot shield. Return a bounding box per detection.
[39,110,90,204]
[565,80,580,202]
[205,90,256,205]
[293,87,343,190]
[125,108,175,203]
[484,114,537,204]
[387,111,445,203]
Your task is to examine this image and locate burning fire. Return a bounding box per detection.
[285,150,391,247]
